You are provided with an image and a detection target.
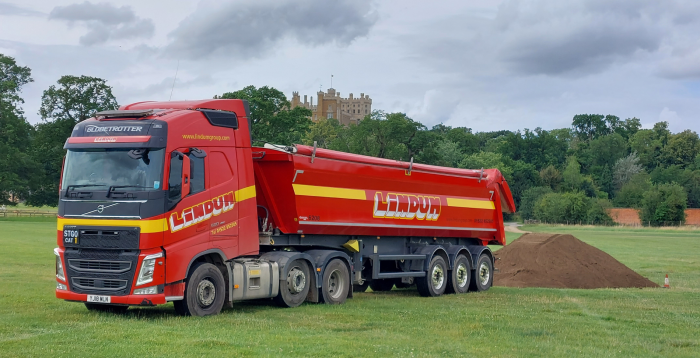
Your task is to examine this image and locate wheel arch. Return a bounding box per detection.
[444,245,473,270]
[303,249,354,299]
[185,249,228,278]
[412,245,448,271]
[465,245,493,271]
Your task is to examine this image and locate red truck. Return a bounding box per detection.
[54,99,516,316]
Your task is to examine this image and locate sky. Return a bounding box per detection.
[2,0,700,133]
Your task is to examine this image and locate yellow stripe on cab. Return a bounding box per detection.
[57,218,169,233]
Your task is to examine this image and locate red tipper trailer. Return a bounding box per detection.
[54,99,516,316]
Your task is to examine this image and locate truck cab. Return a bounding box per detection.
[55,100,258,314]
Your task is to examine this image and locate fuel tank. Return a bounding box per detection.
[253,145,516,246]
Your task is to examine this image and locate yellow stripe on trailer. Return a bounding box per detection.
[57,218,169,233]
[292,184,366,200]
[446,198,495,210]
[235,185,256,202]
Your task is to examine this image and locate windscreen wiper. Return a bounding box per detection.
[64,184,108,197]
[107,185,149,198]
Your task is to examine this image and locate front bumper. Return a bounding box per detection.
[56,289,167,306]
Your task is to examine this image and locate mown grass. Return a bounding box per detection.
[0,221,698,357]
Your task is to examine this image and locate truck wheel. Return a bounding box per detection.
[447,254,471,294]
[84,303,128,313]
[274,259,311,308]
[469,253,493,292]
[417,255,448,297]
[174,262,226,316]
[369,279,394,292]
[320,259,350,304]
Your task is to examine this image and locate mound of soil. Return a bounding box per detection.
[494,233,658,289]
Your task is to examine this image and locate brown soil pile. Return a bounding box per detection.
[494,233,658,289]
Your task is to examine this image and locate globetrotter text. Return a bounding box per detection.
[169,192,235,232]
[373,192,441,221]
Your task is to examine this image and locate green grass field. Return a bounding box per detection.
[1,221,698,357]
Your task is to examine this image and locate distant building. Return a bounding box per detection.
[291,88,372,126]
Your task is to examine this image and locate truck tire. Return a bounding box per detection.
[446,254,471,294]
[84,303,128,313]
[469,253,493,292]
[174,262,226,316]
[417,255,448,297]
[369,279,394,292]
[274,259,311,308]
[320,259,350,304]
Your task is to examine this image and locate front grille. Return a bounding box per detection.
[72,277,128,291]
[68,259,131,273]
[63,226,140,250]
[64,248,139,296]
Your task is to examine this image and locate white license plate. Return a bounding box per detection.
[87,295,111,303]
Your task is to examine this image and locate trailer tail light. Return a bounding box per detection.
[67,136,151,144]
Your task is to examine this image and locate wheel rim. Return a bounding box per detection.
[431,264,445,290]
[287,267,306,294]
[456,263,469,288]
[479,262,490,286]
[327,269,345,299]
[197,279,216,307]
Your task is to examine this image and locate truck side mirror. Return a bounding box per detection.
[168,150,191,210]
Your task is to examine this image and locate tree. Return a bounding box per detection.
[534,192,588,224]
[539,165,562,190]
[0,54,41,205]
[497,128,569,170]
[562,156,584,192]
[458,152,512,179]
[329,111,427,161]
[218,85,311,145]
[613,152,643,190]
[507,160,541,208]
[640,183,687,226]
[614,173,651,208]
[571,114,620,141]
[659,130,700,168]
[587,199,614,225]
[303,117,340,149]
[30,75,119,206]
[519,186,552,220]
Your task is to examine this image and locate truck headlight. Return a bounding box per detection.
[57,282,67,290]
[54,248,65,281]
[136,252,163,286]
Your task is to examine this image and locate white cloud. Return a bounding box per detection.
[49,2,155,46]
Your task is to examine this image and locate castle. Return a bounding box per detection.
[291,88,372,126]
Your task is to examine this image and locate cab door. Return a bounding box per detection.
[208,148,239,257]
[163,148,210,249]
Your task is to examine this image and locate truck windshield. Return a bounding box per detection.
[61,148,165,191]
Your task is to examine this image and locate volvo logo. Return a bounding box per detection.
[80,203,119,216]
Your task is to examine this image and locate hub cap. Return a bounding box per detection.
[287,267,306,294]
[456,263,469,288]
[197,279,216,307]
[431,264,445,290]
[479,262,490,286]
[327,269,345,299]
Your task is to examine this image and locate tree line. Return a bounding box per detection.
[2,54,698,226]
